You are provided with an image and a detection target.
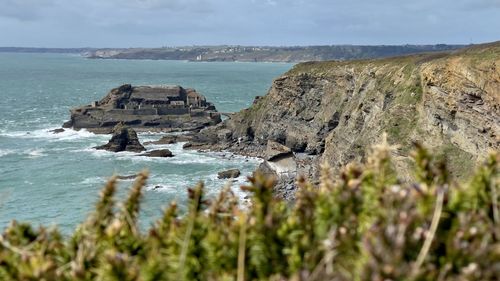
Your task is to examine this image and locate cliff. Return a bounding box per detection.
[192,42,499,192]
[63,84,221,133]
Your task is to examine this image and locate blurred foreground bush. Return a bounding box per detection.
[1,140,499,281]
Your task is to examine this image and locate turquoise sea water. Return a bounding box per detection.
[0,53,293,233]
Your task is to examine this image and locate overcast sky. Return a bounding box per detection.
[0,0,499,47]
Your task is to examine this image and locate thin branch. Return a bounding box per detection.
[491,177,499,226]
[410,186,445,278]
[237,213,247,281]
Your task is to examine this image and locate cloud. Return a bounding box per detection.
[89,0,214,14]
[0,0,498,47]
[0,0,56,21]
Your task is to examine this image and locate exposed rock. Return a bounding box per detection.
[63,84,221,133]
[256,161,277,177]
[265,140,293,161]
[190,42,500,199]
[139,149,174,158]
[218,169,241,179]
[95,124,146,152]
[49,128,65,134]
[266,156,297,175]
[116,174,138,180]
[217,129,233,142]
[144,134,194,145]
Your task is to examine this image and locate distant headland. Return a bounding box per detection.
[0,44,467,62]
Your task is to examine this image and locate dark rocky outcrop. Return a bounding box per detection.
[182,42,499,199]
[144,134,193,145]
[95,124,146,152]
[218,169,241,179]
[139,149,174,158]
[63,84,221,133]
[116,174,138,180]
[49,128,65,134]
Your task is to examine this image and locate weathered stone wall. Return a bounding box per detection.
[108,109,157,115]
[106,108,190,116]
[157,108,189,115]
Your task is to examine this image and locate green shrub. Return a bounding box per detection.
[0,141,498,281]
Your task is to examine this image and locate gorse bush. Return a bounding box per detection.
[0,140,499,281]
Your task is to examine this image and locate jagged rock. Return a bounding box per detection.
[182,142,193,149]
[95,124,146,152]
[218,169,241,179]
[139,149,174,157]
[265,140,293,161]
[63,84,221,133]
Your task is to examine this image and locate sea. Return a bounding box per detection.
[0,53,293,233]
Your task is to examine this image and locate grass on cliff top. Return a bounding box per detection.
[286,41,500,76]
[1,139,499,281]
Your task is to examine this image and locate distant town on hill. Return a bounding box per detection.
[0,44,467,62]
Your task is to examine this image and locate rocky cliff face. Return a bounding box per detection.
[198,42,499,187]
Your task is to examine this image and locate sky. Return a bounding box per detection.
[0,0,499,47]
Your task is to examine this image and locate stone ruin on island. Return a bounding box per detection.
[63,84,222,133]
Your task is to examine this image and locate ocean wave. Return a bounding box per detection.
[78,147,141,159]
[24,149,47,158]
[0,149,16,157]
[80,176,106,185]
[145,184,190,200]
[0,127,105,142]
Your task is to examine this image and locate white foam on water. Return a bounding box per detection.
[167,155,218,165]
[197,171,254,203]
[0,127,106,142]
[76,147,141,159]
[146,184,177,193]
[76,147,110,158]
[24,149,47,158]
[0,149,16,157]
[81,176,106,185]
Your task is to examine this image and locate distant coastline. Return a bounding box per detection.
[0,44,467,63]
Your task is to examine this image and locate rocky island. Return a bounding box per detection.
[63,84,221,133]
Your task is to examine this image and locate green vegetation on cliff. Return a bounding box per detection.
[82,44,465,62]
[1,141,498,280]
[218,42,499,183]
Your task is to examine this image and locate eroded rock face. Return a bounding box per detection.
[95,124,146,152]
[192,42,499,198]
[63,84,221,133]
[265,140,293,161]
